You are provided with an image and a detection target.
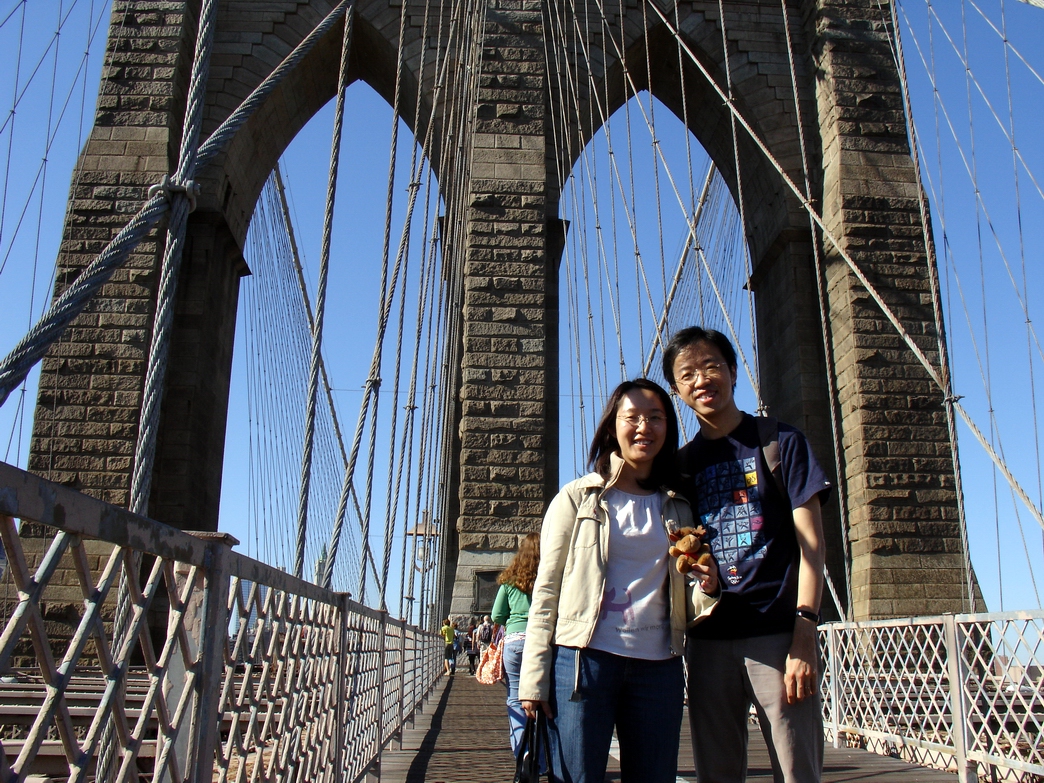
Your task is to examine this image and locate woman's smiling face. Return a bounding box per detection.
[614,388,668,470]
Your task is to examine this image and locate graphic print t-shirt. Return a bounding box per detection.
[587,489,672,659]
[678,415,831,639]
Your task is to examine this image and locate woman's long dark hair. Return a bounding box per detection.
[587,379,679,490]
[498,532,541,595]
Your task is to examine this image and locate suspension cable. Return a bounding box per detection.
[779,0,853,617]
[645,0,1044,534]
[295,6,354,580]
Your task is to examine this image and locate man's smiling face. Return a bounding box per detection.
[670,340,738,427]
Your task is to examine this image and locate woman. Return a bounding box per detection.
[465,619,480,674]
[518,379,719,783]
[492,532,540,756]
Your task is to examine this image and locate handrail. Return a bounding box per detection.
[820,611,1044,782]
[4,458,1040,782]
[0,460,441,783]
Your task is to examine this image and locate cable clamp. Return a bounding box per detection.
[148,175,202,213]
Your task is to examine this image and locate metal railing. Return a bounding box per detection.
[821,612,1044,782]
[6,452,1043,783]
[0,460,441,783]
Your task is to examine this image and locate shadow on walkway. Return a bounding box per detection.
[380,672,957,782]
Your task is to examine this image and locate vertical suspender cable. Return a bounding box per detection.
[889,1,975,610]
[714,0,762,412]
[326,0,472,595]
[998,0,1044,561]
[778,0,852,618]
[294,7,354,580]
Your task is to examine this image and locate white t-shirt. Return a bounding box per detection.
[588,489,672,660]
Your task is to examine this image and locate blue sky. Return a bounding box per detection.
[0,0,1042,618]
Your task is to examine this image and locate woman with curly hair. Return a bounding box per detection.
[492,531,541,756]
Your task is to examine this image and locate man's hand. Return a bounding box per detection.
[784,615,818,703]
[785,496,824,704]
[690,558,719,595]
[521,699,552,719]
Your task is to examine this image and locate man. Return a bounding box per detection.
[663,326,832,783]
[440,618,456,675]
[475,615,494,656]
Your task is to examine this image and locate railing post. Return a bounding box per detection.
[398,621,407,749]
[376,611,388,776]
[186,533,235,783]
[943,613,976,783]
[827,625,840,748]
[336,592,352,780]
[158,561,205,783]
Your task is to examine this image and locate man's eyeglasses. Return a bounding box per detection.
[674,361,726,386]
[617,414,668,428]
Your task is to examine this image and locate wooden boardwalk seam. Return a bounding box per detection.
[379,673,958,782]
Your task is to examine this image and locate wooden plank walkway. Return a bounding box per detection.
[379,672,959,783]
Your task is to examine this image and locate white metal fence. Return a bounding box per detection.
[0,460,441,783]
[821,612,1044,782]
[5,454,1044,783]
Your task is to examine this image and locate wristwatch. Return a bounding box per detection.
[795,608,820,624]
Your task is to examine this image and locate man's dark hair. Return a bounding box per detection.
[587,378,679,490]
[661,326,738,387]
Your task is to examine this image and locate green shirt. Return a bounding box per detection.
[440,624,455,644]
[491,583,532,634]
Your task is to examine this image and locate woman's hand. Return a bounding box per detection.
[521,699,552,719]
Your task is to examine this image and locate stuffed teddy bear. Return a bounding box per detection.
[668,525,714,574]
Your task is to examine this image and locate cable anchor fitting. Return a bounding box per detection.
[148,174,202,213]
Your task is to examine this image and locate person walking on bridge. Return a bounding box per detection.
[519,379,719,783]
[492,532,541,757]
[663,327,832,783]
[440,619,456,675]
[475,614,495,656]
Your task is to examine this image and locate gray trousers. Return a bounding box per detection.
[686,632,823,783]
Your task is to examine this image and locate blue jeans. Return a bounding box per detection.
[546,646,684,783]
[503,638,527,755]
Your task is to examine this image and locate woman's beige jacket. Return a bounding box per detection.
[517,454,718,703]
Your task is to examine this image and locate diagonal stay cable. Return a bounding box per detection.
[641,162,715,377]
[896,1,1044,371]
[647,0,1044,535]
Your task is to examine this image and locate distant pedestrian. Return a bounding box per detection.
[440,619,456,675]
[465,620,480,674]
[476,615,494,655]
[492,532,540,757]
[451,622,463,663]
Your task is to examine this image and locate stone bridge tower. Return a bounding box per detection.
[29,0,973,626]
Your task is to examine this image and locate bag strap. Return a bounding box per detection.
[755,415,787,502]
[538,712,553,776]
[514,717,537,783]
[514,714,553,782]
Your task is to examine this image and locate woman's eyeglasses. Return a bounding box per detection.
[617,414,667,428]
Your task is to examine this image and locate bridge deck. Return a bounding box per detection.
[380,672,958,783]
